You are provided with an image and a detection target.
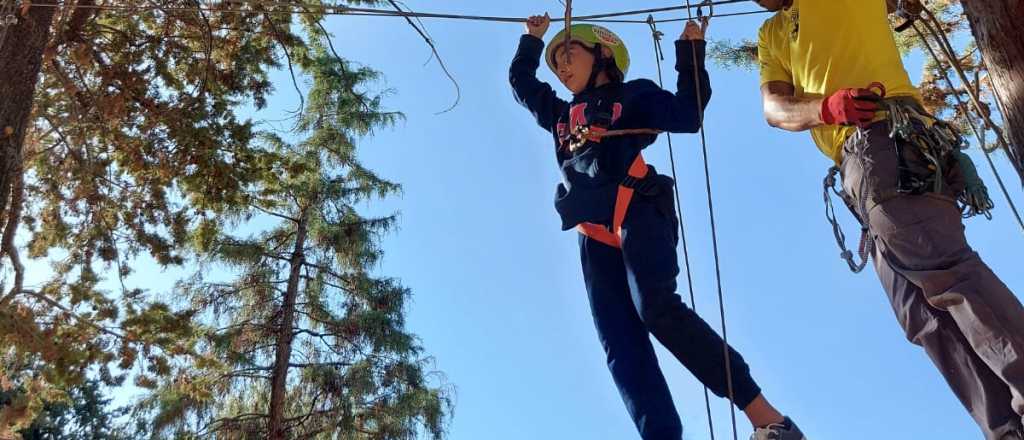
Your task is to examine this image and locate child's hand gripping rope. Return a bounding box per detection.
[526,13,551,39]
[681,17,709,41]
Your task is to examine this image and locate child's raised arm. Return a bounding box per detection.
[509,14,569,134]
[632,19,712,134]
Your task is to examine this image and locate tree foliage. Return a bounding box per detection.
[134,26,451,439]
[0,378,131,440]
[0,2,450,437]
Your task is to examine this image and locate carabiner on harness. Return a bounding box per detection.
[879,97,994,219]
[563,124,603,153]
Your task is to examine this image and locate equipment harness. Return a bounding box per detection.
[824,93,994,273]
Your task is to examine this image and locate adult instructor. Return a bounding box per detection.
[755,0,1024,439]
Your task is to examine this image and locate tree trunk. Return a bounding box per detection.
[268,210,308,440]
[960,0,1024,186]
[0,1,57,288]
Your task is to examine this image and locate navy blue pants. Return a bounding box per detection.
[579,197,762,440]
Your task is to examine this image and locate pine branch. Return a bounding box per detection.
[13,289,127,340]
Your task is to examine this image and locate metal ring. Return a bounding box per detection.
[697,0,714,19]
[866,81,888,98]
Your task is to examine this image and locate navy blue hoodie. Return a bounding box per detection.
[509,34,711,231]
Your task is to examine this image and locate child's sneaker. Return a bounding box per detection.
[750,417,806,440]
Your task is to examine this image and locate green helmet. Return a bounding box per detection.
[545,24,631,77]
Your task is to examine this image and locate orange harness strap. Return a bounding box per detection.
[577,154,649,248]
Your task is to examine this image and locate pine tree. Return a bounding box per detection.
[0,1,440,434]
[133,24,451,440]
[959,0,1024,184]
[0,378,131,440]
[0,0,289,406]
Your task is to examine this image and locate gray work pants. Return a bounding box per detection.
[841,120,1024,440]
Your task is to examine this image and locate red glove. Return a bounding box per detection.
[820,85,884,127]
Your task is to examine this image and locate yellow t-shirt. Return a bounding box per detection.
[757,0,923,163]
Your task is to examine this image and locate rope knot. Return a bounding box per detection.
[645,14,663,40]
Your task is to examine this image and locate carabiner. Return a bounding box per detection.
[696,0,714,20]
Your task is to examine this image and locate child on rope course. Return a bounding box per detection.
[509,13,807,440]
[755,0,1024,439]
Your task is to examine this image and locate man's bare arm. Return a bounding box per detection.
[760,81,824,132]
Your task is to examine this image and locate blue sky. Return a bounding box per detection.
[315,1,1024,439]
[23,1,1024,439]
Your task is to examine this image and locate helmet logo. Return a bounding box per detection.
[592,26,621,47]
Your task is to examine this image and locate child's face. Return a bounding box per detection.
[553,43,597,94]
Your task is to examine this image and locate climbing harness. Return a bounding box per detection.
[885,97,961,195]
[566,4,738,437]
[881,96,994,219]
[576,155,653,249]
[823,82,1000,273]
[562,17,658,248]
[563,127,662,153]
[560,2,644,250]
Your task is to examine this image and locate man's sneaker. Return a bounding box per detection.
[750,417,806,440]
